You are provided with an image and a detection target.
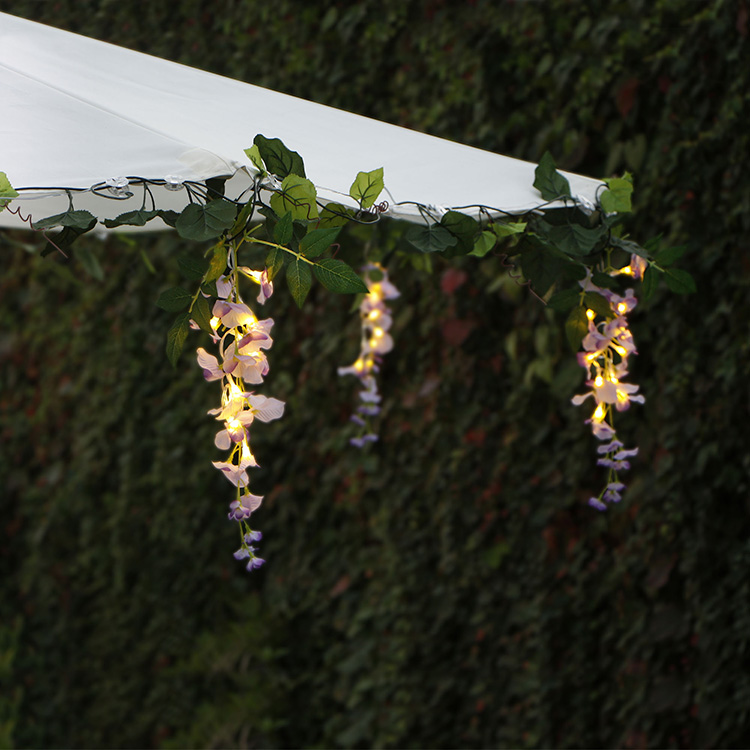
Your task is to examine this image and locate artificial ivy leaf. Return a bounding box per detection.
[642,265,659,301]
[591,271,620,290]
[583,291,612,319]
[231,201,255,235]
[406,223,458,253]
[287,257,312,307]
[166,312,191,368]
[349,167,384,209]
[319,202,355,228]
[191,294,213,334]
[253,134,306,178]
[565,306,589,351]
[244,144,265,174]
[178,254,210,281]
[492,220,527,239]
[274,211,294,245]
[533,152,572,201]
[270,175,319,222]
[469,230,497,258]
[157,209,179,227]
[600,176,633,213]
[301,226,342,258]
[656,244,687,267]
[39,225,91,257]
[103,209,160,228]
[520,243,559,297]
[33,209,97,231]
[536,220,603,256]
[610,235,648,258]
[663,267,696,294]
[547,288,581,312]
[204,243,227,282]
[0,171,18,210]
[441,211,479,255]
[313,258,368,294]
[175,201,237,241]
[266,246,286,280]
[76,246,105,281]
[205,177,226,200]
[157,287,192,312]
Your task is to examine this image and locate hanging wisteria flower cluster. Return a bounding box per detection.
[571,256,647,510]
[195,252,284,571]
[337,262,400,448]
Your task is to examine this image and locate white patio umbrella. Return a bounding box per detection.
[0,11,603,231]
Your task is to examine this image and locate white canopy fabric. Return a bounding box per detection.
[0,12,603,230]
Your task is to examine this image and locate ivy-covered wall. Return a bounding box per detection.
[2,0,750,747]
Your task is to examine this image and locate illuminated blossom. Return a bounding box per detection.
[338,263,399,448]
[196,250,283,572]
[572,276,644,510]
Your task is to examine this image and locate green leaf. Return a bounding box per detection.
[406,223,458,253]
[190,294,213,334]
[349,167,384,209]
[266,247,286,280]
[33,209,97,231]
[244,144,265,173]
[273,211,294,245]
[583,291,612,319]
[204,243,227,282]
[656,244,687,267]
[0,171,18,210]
[469,230,497,257]
[663,267,696,294]
[231,201,255,235]
[175,201,237,241]
[520,243,559,296]
[166,312,191,368]
[205,177,227,200]
[591,271,620,290]
[39,225,91,257]
[300,227,341,258]
[642,265,659,301]
[270,174,319,221]
[536,220,603,256]
[600,176,633,213]
[156,287,192,312]
[319,202,354,228]
[253,134,306,178]
[565,306,589,351]
[313,258,368,294]
[441,211,479,255]
[611,235,649,259]
[103,209,160,228]
[491,221,527,239]
[178,254,210,281]
[157,209,180,228]
[534,152,572,201]
[287,258,312,308]
[76,246,104,281]
[547,288,581,312]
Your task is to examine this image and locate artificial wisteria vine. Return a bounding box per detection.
[571,256,647,510]
[2,136,697,573]
[194,248,283,571]
[337,262,400,447]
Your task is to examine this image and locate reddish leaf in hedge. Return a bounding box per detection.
[616,77,640,118]
[440,268,468,294]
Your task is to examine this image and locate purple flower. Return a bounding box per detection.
[246,556,265,571]
[588,497,607,511]
[245,530,262,543]
[228,492,263,521]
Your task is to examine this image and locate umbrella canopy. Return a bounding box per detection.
[0,11,603,230]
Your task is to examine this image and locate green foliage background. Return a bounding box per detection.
[2,0,749,747]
